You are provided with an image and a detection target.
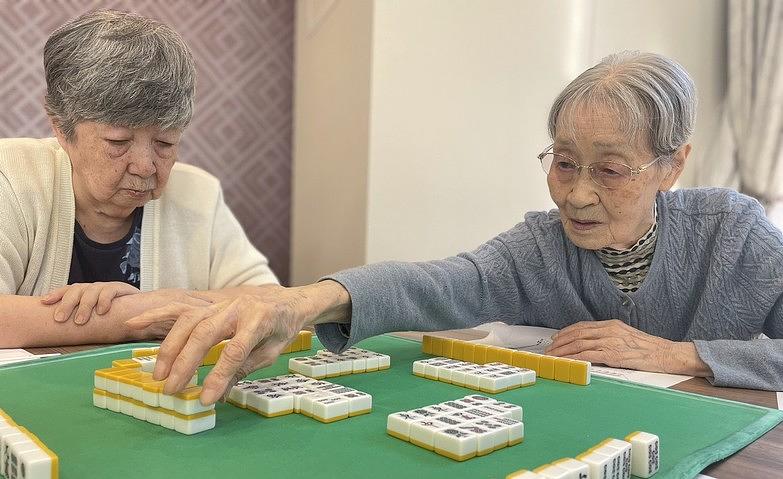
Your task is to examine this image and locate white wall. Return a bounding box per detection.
[291,0,726,283]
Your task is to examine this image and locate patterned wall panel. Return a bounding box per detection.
[0,0,293,283]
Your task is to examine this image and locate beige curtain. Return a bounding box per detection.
[725,0,783,211]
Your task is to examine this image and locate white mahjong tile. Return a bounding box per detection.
[436,366,453,383]
[94,372,107,391]
[408,419,446,450]
[349,355,367,373]
[489,401,523,421]
[445,410,483,424]
[463,394,499,404]
[489,416,524,446]
[133,355,157,372]
[106,394,120,412]
[3,433,32,466]
[104,375,121,395]
[314,382,343,393]
[338,359,354,376]
[456,422,496,456]
[93,391,107,409]
[364,354,380,371]
[159,412,176,430]
[577,451,614,479]
[593,445,624,479]
[463,370,484,390]
[145,407,161,426]
[173,391,214,416]
[551,458,590,479]
[118,378,137,399]
[407,407,440,418]
[520,368,537,386]
[438,400,470,411]
[448,366,472,386]
[227,382,264,408]
[323,359,343,378]
[433,427,478,461]
[247,391,295,417]
[188,372,199,387]
[431,414,463,430]
[119,397,135,416]
[13,444,52,479]
[159,393,175,411]
[341,391,372,416]
[626,431,659,479]
[425,403,457,416]
[412,359,433,377]
[299,391,336,417]
[386,410,426,441]
[462,408,495,420]
[174,412,216,435]
[535,464,571,478]
[377,353,391,369]
[312,396,351,423]
[601,439,632,479]
[469,419,508,450]
[0,427,24,462]
[288,388,318,413]
[142,385,161,407]
[424,361,446,379]
[478,373,509,393]
[132,403,146,421]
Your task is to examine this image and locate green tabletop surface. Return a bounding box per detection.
[1,335,781,479]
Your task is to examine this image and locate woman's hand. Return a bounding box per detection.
[544,319,712,377]
[125,281,351,405]
[41,282,140,325]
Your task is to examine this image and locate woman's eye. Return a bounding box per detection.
[157,140,174,148]
[107,139,129,146]
[555,161,577,171]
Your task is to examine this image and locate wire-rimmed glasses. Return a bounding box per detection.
[538,144,665,189]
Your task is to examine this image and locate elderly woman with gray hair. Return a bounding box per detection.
[0,10,277,348]
[131,51,783,403]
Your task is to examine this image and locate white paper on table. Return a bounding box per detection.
[465,322,692,388]
[777,392,783,411]
[0,349,59,366]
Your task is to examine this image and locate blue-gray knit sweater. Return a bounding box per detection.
[316,188,783,391]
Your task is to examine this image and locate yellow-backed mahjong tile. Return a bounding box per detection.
[554,358,572,382]
[538,356,555,379]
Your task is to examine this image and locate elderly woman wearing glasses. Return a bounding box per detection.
[131,51,783,403]
[0,10,277,348]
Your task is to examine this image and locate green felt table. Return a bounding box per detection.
[1,335,781,479]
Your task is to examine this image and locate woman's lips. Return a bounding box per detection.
[124,189,151,199]
[570,218,601,231]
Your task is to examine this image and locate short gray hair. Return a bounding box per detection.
[44,9,196,140]
[547,51,697,163]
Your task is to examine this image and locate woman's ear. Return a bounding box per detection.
[659,144,691,191]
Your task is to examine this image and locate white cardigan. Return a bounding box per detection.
[0,137,278,295]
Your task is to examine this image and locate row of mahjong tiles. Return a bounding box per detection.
[0,410,58,479]
[507,431,660,479]
[422,335,591,386]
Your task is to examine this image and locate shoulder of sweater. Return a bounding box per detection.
[661,187,764,217]
[0,137,62,174]
[164,162,222,197]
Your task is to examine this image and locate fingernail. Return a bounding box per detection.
[74,315,84,325]
[54,312,64,322]
[200,385,220,406]
[162,377,179,395]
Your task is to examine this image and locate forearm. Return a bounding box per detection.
[0,294,142,348]
[664,342,712,377]
[693,339,783,390]
[0,290,195,348]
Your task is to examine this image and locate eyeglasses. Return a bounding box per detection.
[537,144,666,189]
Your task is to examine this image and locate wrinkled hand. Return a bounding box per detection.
[544,319,699,374]
[42,282,140,325]
[125,286,312,405]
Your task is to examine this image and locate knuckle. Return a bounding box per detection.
[221,341,250,364]
[190,321,218,344]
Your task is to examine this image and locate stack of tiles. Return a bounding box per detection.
[0,409,58,479]
[288,347,390,379]
[92,362,213,435]
[227,374,372,423]
[412,357,535,393]
[505,431,659,479]
[422,335,591,386]
[386,394,524,462]
[131,330,314,366]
